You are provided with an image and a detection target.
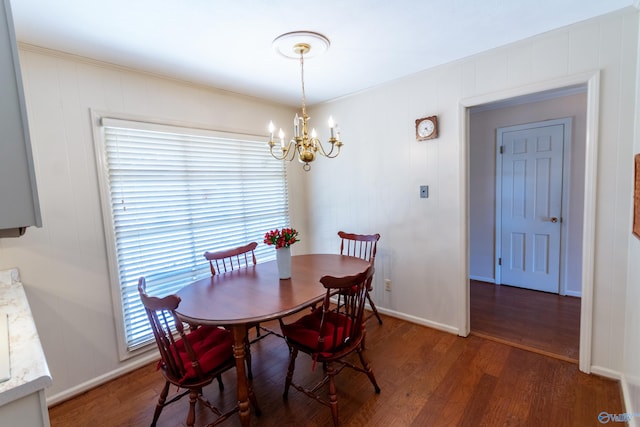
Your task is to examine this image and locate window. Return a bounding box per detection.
[93,114,290,358]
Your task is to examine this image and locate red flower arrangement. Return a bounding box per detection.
[264,228,299,249]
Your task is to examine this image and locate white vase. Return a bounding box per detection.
[276,247,292,279]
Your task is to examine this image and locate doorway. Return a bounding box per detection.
[461,74,600,373]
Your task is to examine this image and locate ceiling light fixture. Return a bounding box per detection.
[268,31,342,171]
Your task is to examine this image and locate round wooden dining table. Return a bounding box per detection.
[175,253,371,426]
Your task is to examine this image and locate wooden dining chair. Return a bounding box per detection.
[203,241,281,379]
[278,265,380,426]
[138,277,260,427]
[338,231,383,324]
[204,241,258,276]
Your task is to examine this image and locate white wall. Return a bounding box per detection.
[0,46,296,401]
[468,93,587,296]
[304,7,639,374]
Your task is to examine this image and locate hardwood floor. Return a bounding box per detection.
[49,313,622,427]
[470,280,580,362]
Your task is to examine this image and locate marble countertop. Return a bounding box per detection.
[0,268,52,406]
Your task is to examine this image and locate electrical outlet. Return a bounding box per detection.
[420,185,429,198]
[384,279,392,292]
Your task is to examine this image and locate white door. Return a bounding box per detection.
[497,121,566,293]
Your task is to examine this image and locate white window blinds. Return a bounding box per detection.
[96,117,290,354]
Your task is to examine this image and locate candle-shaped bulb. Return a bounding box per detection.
[278,128,285,148]
[294,114,299,137]
[328,116,335,138]
[311,128,317,139]
[268,121,275,141]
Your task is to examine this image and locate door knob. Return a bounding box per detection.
[550,217,558,223]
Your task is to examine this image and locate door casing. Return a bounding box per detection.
[459,70,600,374]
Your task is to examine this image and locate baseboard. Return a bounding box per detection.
[375,306,459,335]
[469,275,495,283]
[46,351,159,407]
[621,375,635,427]
[620,374,640,427]
[590,365,622,380]
[564,290,582,297]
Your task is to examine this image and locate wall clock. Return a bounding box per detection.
[415,115,438,141]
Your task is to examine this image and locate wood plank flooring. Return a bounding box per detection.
[49,313,622,427]
[470,280,581,362]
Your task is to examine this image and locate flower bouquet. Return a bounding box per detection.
[263,228,299,249]
[264,228,298,279]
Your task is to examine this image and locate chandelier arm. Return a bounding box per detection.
[284,139,298,161]
[269,139,297,161]
[328,140,342,158]
[314,139,329,157]
[314,138,340,158]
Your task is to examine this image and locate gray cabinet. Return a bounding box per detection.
[0,0,41,232]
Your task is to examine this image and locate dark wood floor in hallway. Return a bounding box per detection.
[470,280,581,362]
[49,312,621,426]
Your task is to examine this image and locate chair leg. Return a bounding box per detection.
[186,389,198,427]
[283,347,299,399]
[255,324,261,337]
[244,336,253,380]
[357,346,381,393]
[248,380,262,417]
[151,380,170,427]
[366,291,383,325]
[216,374,224,391]
[326,362,339,426]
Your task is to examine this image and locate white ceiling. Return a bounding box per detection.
[8,0,635,107]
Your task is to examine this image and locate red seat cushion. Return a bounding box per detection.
[282,309,353,356]
[173,325,233,383]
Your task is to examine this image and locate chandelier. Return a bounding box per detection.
[268,31,342,171]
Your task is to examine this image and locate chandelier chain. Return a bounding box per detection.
[300,51,307,117]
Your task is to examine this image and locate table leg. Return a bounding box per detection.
[232,325,251,426]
